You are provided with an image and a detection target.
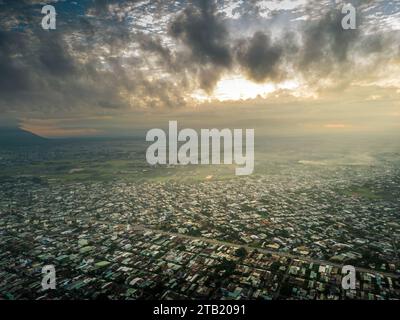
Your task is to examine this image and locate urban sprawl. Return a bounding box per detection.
[0,147,399,300]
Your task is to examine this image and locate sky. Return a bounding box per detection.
[0,0,399,137]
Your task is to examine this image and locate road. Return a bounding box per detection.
[126,223,400,279]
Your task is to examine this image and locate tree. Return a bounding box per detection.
[235,247,248,259]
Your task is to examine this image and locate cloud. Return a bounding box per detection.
[235,31,284,82]
[299,9,359,70]
[167,0,233,92]
[169,0,232,67]
[324,123,348,129]
[0,0,399,122]
[0,8,195,114]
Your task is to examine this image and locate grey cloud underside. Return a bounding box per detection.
[235,31,285,83]
[0,0,399,115]
[0,23,188,113]
[0,30,126,112]
[169,0,232,68]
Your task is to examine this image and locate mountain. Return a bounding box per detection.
[0,127,48,146]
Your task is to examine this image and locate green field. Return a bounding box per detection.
[338,186,386,201]
[0,158,245,184]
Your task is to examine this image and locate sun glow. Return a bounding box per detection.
[192,76,299,102]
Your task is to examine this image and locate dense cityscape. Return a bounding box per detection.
[1,142,399,300]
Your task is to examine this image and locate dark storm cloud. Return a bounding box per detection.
[169,0,232,67]
[0,30,32,94]
[38,35,77,76]
[0,28,122,112]
[0,0,193,114]
[166,0,234,92]
[295,3,400,85]
[235,31,284,83]
[299,9,360,72]
[0,27,178,113]
[164,0,398,92]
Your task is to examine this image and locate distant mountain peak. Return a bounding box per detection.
[0,127,48,146]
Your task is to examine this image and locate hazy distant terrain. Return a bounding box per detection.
[1,131,399,183]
